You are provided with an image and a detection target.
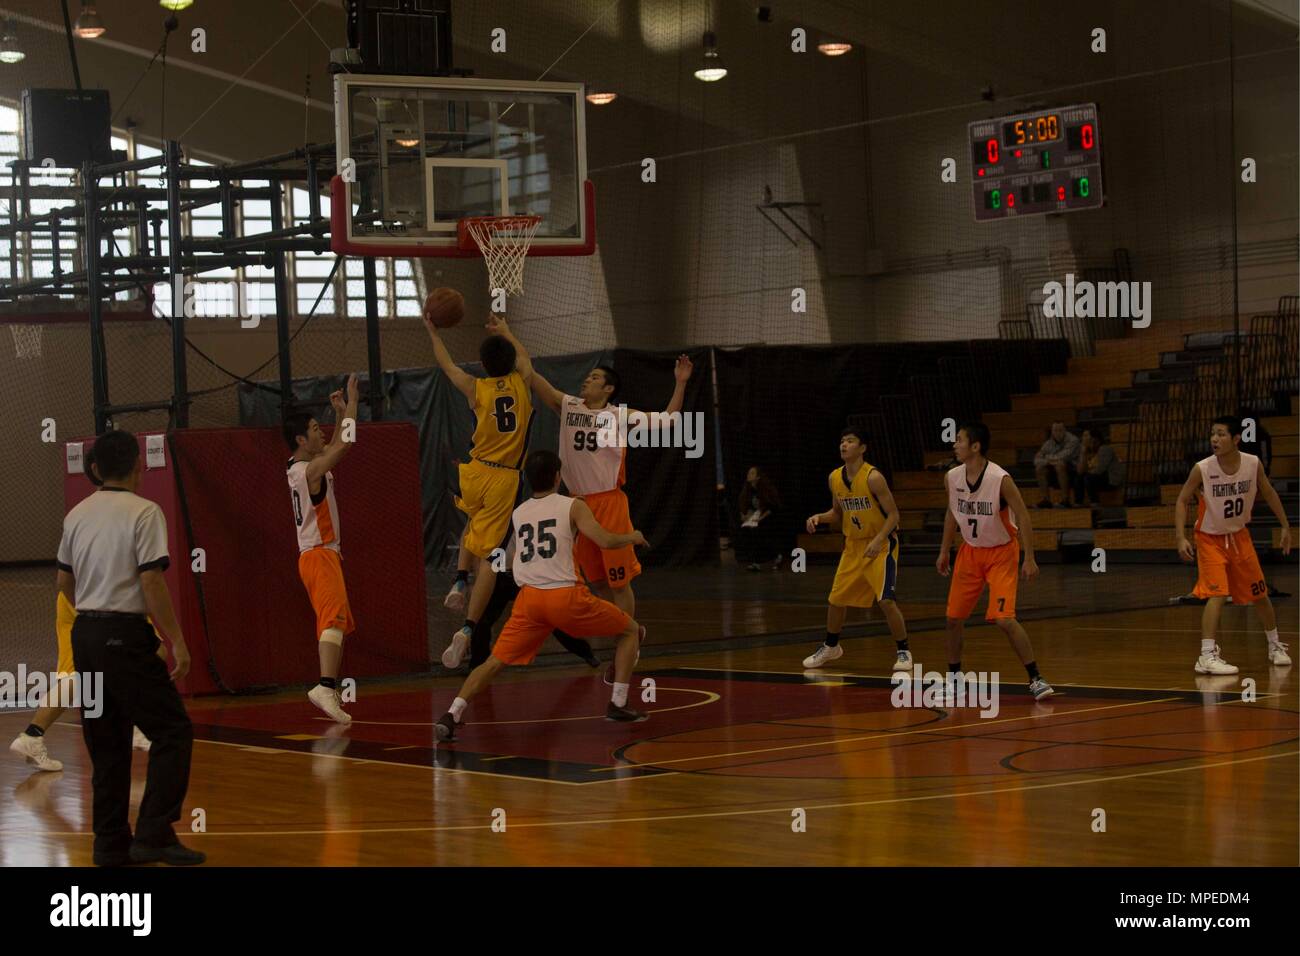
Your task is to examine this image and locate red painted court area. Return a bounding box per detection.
[186,668,1298,786]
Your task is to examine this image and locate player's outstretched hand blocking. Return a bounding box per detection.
[674,354,694,382]
[346,372,359,402]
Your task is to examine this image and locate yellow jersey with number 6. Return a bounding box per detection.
[829,462,886,540]
[470,372,534,469]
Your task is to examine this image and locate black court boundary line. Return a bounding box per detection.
[186,721,673,785]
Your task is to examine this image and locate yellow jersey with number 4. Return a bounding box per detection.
[470,372,534,469]
[829,462,886,540]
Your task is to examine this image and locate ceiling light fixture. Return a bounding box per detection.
[159,1,195,11]
[694,31,727,82]
[0,20,25,64]
[75,3,107,39]
[817,41,853,56]
[586,92,618,106]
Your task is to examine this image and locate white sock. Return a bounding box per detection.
[1200,639,1216,655]
[611,682,629,708]
[450,697,467,720]
[1266,628,1279,645]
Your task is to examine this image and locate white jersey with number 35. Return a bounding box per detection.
[947,461,1017,548]
[1196,453,1258,535]
[511,493,578,590]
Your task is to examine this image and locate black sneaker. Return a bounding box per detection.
[129,842,206,866]
[605,702,648,722]
[435,712,461,742]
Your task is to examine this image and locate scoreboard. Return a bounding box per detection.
[968,103,1103,222]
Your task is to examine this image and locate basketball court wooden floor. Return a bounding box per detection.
[3,604,1295,866]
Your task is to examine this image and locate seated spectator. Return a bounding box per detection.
[1072,428,1123,506]
[735,466,783,571]
[1034,421,1081,508]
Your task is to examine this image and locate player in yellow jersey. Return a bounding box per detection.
[425,307,536,668]
[801,426,912,672]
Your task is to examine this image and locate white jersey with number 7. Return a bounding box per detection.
[947,461,1017,548]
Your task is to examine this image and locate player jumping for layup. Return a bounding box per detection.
[435,450,649,740]
[427,311,536,670]
[285,374,359,723]
[937,423,1054,700]
[529,356,693,680]
[1175,416,1292,674]
[802,426,912,672]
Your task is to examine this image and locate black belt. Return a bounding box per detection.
[78,610,148,621]
[471,456,518,471]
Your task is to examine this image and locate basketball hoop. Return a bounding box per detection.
[458,214,542,297]
[9,323,43,359]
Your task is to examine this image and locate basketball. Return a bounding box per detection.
[424,287,465,329]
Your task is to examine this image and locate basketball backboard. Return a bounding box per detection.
[331,74,594,258]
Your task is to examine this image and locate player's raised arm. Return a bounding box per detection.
[1256,470,1292,556]
[570,497,647,551]
[663,354,692,415]
[423,311,477,405]
[865,469,900,558]
[529,369,565,413]
[486,315,533,384]
[1174,464,1203,561]
[1000,474,1038,581]
[307,374,359,483]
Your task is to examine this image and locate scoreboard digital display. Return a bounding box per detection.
[969,103,1103,221]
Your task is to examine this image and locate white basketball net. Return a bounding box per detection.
[463,215,542,297]
[9,323,43,359]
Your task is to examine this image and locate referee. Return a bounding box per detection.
[57,430,204,866]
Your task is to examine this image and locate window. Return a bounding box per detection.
[0,97,424,320]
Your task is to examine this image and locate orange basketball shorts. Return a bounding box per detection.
[492,584,631,666]
[946,540,1019,621]
[298,546,356,638]
[1193,528,1267,604]
[575,488,641,590]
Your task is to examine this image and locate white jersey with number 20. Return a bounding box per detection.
[1196,452,1258,535]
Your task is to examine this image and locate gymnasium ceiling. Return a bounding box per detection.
[0,1,1293,166]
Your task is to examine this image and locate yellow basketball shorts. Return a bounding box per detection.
[455,459,521,559]
[828,535,899,608]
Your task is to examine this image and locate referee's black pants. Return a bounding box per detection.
[72,614,194,856]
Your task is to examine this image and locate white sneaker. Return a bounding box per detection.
[802,644,843,668]
[893,649,913,672]
[9,732,63,772]
[1268,641,1292,666]
[443,580,467,612]
[441,627,471,669]
[1194,645,1239,675]
[132,727,151,751]
[308,684,352,724]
